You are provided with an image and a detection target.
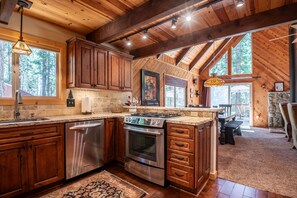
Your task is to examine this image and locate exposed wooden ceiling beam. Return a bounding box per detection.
[175,47,192,66]
[189,43,213,71]
[86,0,205,43]
[198,38,232,74]
[131,3,297,59]
[0,0,18,24]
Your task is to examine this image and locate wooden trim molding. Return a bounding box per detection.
[0,27,66,105]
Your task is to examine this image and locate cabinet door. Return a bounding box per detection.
[27,136,64,190]
[104,119,115,163]
[0,142,27,198]
[76,41,93,88]
[121,58,132,91]
[108,52,122,90]
[93,48,108,89]
[204,123,211,178]
[115,118,125,163]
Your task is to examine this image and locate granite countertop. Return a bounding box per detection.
[0,113,130,129]
[166,116,213,126]
[123,106,222,112]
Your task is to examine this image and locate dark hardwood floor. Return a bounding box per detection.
[105,164,290,198]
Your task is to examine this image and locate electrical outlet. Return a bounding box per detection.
[67,99,75,107]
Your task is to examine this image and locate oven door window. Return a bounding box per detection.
[129,131,156,162]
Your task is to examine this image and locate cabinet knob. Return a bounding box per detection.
[29,144,33,150]
[22,144,26,150]
[175,142,185,147]
[175,172,184,177]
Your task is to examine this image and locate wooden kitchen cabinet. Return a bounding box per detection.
[0,124,64,198]
[0,142,27,198]
[104,119,115,163]
[166,122,212,194]
[115,118,126,163]
[67,38,132,91]
[27,136,64,190]
[109,52,132,91]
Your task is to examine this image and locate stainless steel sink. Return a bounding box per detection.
[0,118,49,124]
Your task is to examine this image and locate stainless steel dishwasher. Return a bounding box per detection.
[65,119,104,180]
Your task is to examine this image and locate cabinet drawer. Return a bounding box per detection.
[167,161,194,189]
[168,137,194,153]
[167,124,194,139]
[167,149,194,167]
[0,124,64,144]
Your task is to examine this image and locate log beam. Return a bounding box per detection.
[131,3,297,59]
[175,47,192,66]
[0,0,18,24]
[189,43,213,71]
[87,0,205,43]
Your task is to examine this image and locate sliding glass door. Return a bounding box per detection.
[210,83,251,126]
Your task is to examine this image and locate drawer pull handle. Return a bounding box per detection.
[20,132,34,136]
[175,130,184,134]
[174,155,185,161]
[175,142,185,147]
[175,172,184,177]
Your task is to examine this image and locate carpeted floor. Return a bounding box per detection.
[218,127,297,198]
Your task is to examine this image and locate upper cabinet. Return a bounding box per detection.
[109,52,132,91]
[67,38,132,91]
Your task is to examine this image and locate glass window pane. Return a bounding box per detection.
[232,33,252,75]
[165,85,175,107]
[210,86,229,107]
[209,52,228,76]
[0,40,13,98]
[175,87,186,107]
[19,47,57,97]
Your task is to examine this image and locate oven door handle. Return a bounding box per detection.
[69,123,102,130]
[124,126,162,136]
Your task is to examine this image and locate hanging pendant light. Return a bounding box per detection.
[204,73,225,87]
[12,5,32,55]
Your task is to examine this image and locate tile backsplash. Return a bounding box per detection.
[0,89,131,120]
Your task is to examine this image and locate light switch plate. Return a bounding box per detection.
[67,99,75,107]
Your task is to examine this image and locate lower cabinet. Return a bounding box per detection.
[104,119,115,163]
[166,122,211,194]
[115,118,125,163]
[104,118,126,164]
[0,124,65,198]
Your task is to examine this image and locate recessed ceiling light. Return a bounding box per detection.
[142,30,148,40]
[126,38,131,46]
[236,0,244,8]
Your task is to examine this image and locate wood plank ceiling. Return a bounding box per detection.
[15,0,297,71]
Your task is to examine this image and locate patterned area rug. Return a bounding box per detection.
[219,127,297,198]
[41,171,147,198]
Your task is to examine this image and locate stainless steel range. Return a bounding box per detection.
[124,112,181,186]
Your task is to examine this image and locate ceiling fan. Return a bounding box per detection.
[269,24,297,44]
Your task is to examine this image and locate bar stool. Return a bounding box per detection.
[287,103,297,149]
[279,102,292,141]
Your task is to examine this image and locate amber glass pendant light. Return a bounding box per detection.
[12,6,32,55]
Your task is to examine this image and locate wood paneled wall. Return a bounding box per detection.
[252,25,290,127]
[132,55,199,106]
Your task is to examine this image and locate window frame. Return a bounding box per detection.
[208,33,253,77]
[0,27,66,105]
[164,75,187,107]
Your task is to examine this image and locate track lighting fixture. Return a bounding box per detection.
[142,30,148,40]
[171,18,177,29]
[236,0,244,8]
[126,38,131,46]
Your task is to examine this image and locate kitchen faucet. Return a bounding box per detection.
[14,90,23,120]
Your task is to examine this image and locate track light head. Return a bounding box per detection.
[171,17,177,29]
[236,0,244,7]
[142,30,148,40]
[185,13,192,22]
[126,38,131,46]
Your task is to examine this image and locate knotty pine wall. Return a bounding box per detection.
[132,55,199,106]
[252,25,290,127]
